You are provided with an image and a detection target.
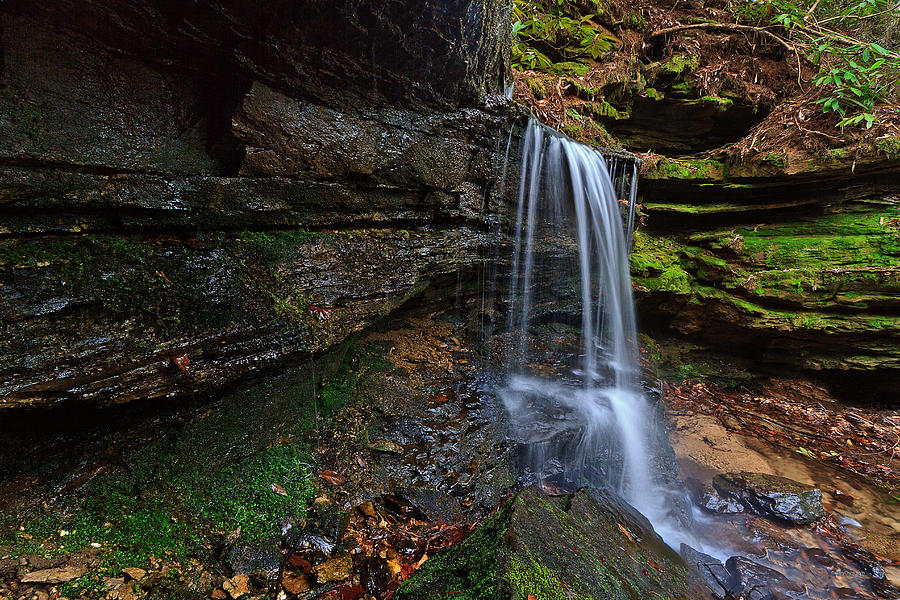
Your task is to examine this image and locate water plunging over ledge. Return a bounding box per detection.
[497,118,692,547]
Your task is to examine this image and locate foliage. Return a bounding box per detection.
[512,0,618,71]
[811,39,897,127]
[729,0,900,127]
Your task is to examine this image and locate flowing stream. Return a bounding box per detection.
[498,118,691,547]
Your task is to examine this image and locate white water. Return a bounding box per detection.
[499,118,694,548]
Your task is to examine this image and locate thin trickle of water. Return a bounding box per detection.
[499,118,693,548]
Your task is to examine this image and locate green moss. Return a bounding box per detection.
[642,157,725,180]
[397,503,510,600]
[643,87,664,101]
[568,79,600,100]
[547,62,591,77]
[561,124,582,138]
[239,229,324,265]
[698,95,733,111]
[311,343,392,428]
[506,553,578,600]
[762,151,786,167]
[656,265,692,294]
[1,339,396,596]
[585,100,629,120]
[876,135,900,159]
[657,54,700,76]
[527,78,550,100]
[630,229,680,276]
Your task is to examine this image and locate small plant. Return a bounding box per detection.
[729,0,900,128]
[512,0,618,71]
[812,40,897,129]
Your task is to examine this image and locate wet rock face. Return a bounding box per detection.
[397,486,714,600]
[3,0,510,111]
[724,556,806,600]
[680,544,743,599]
[0,1,517,410]
[713,472,825,525]
[633,149,900,393]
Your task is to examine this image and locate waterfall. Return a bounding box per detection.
[498,118,690,546]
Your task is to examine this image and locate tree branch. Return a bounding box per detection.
[647,23,798,53]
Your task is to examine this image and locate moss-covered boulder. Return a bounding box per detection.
[397,486,712,600]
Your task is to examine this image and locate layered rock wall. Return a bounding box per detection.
[0,1,518,409]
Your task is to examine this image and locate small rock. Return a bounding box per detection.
[283,513,348,563]
[725,556,804,600]
[122,567,146,581]
[211,589,228,600]
[26,555,67,570]
[222,574,251,599]
[368,440,404,454]
[20,565,86,584]
[713,472,825,525]
[227,542,282,581]
[690,480,743,515]
[842,545,886,579]
[398,487,462,525]
[282,574,314,596]
[312,553,352,584]
[680,544,742,598]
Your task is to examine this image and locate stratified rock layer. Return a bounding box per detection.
[633,150,900,398]
[0,1,519,409]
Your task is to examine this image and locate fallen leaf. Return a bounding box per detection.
[616,522,634,542]
[282,574,314,596]
[271,483,288,496]
[20,566,86,584]
[172,354,190,372]
[368,440,404,454]
[122,567,146,581]
[313,553,353,584]
[648,559,663,572]
[318,470,347,486]
[223,574,250,599]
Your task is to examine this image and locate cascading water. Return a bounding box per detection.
[498,118,692,547]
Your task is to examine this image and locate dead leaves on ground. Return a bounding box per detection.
[665,378,900,490]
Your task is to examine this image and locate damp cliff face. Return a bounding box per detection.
[633,149,900,398]
[0,0,517,409]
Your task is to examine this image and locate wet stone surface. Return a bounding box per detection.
[713,471,826,525]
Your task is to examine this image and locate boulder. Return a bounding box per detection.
[397,486,714,600]
[712,472,825,525]
[680,544,742,599]
[724,556,805,600]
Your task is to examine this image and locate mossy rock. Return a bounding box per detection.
[397,486,711,600]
